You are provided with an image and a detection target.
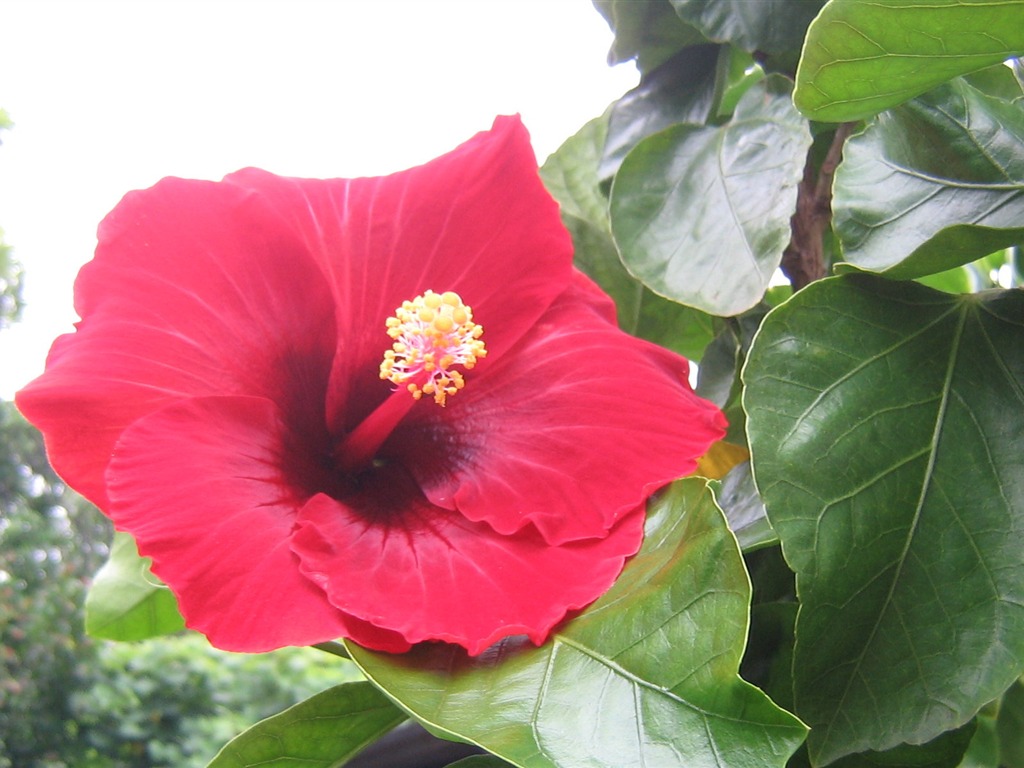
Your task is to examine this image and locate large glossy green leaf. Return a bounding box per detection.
[541,113,716,361]
[794,0,1024,122]
[84,531,185,641]
[670,0,825,55]
[734,579,973,768]
[592,0,707,75]
[834,79,1024,279]
[347,479,807,768]
[610,76,811,316]
[206,681,405,768]
[743,275,1024,765]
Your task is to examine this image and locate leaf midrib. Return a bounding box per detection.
[553,633,780,727]
[811,302,970,760]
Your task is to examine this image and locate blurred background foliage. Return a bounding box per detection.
[0,109,24,329]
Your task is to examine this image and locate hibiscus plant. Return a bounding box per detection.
[15,1,1024,766]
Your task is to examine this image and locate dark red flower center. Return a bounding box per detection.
[334,289,484,476]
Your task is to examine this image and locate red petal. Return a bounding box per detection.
[391,273,728,545]
[106,395,409,653]
[223,116,574,435]
[291,474,645,655]
[16,178,336,507]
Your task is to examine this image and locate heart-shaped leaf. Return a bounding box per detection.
[85,531,185,641]
[744,275,1024,765]
[834,78,1024,279]
[610,76,812,316]
[347,479,807,768]
[205,681,405,768]
[794,0,1024,122]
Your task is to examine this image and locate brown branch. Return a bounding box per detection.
[781,122,856,291]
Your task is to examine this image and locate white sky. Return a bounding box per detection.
[0,0,637,398]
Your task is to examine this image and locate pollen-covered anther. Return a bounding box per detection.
[379,290,486,406]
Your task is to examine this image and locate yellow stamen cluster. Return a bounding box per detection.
[379,290,486,406]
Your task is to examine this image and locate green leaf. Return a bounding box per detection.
[593,0,707,75]
[834,79,1024,279]
[741,550,797,712]
[85,531,185,641]
[794,0,1024,122]
[697,306,768,442]
[633,289,717,361]
[915,266,974,294]
[541,114,717,361]
[711,46,765,120]
[743,275,1024,765]
[599,44,720,183]
[610,76,812,316]
[206,681,405,768]
[959,703,1000,768]
[718,461,776,551]
[962,59,1024,103]
[348,479,807,768]
[916,249,1017,294]
[539,114,641,320]
[785,725,976,768]
[826,725,976,768]
[670,0,825,55]
[539,113,610,229]
[446,758,516,768]
[996,679,1024,767]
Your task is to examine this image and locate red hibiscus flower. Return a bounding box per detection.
[16,116,726,655]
